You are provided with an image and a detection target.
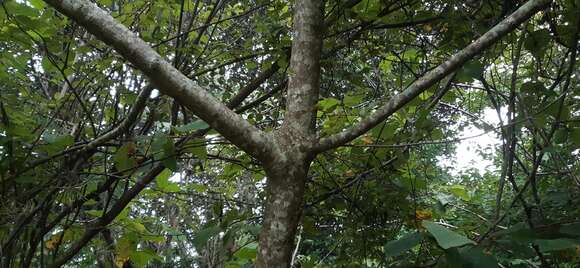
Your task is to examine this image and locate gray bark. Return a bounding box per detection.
[256,0,323,266]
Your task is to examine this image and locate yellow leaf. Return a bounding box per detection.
[45,233,61,250]
[45,239,56,250]
[362,135,373,145]
[415,209,432,220]
[115,255,130,268]
[345,170,354,177]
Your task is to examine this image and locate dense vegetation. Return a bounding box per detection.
[0,0,578,267]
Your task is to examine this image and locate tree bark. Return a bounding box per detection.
[257,154,310,268]
[256,0,323,266]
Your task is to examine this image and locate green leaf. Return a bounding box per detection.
[456,60,484,82]
[14,175,36,184]
[553,129,568,144]
[174,121,210,133]
[115,207,130,221]
[449,185,471,201]
[143,235,165,243]
[353,0,381,20]
[5,1,37,17]
[343,94,364,107]
[152,134,177,171]
[535,238,579,252]
[397,176,427,190]
[379,58,393,74]
[191,183,208,193]
[462,247,498,268]
[40,134,74,156]
[113,143,138,174]
[423,221,475,249]
[520,81,547,94]
[155,168,171,182]
[28,0,46,9]
[560,223,580,236]
[497,223,536,243]
[524,29,551,59]
[116,233,138,258]
[130,249,161,268]
[556,24,578,47]
[384,232,424,257]
[184,139,207,160]
[318,98,340,113]
[120,91,137,105]
[371,121,398,141]
[193,226,221,251]
[129,221,147,233]
[570,128,580,147]
[444,247,498,268]
[234,242,258,260]
[85,210,103,217]
[276,56,289,69]
[155,168,180,192]
[41,56,59,75]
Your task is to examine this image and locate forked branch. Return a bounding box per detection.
[42,0,275,161]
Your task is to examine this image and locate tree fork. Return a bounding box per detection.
[256,0,323,266]
[39,0,553,267]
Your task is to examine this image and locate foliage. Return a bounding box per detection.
[0,0,578,267]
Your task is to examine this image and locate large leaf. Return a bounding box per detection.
[462,247,498,268]
[318,98,340,113]
[353,0,382,20]
[152,134,177,171]
[130,249,162,268]
[423,221,475,249]
[174,120,210,134]
[371,121,398,141]
[384,232,424,257]
[184,138,207,160]
[234,242,258,260]
[116,233,138,261]
[444,247,498,268]
[456,60,484,82]
[449,185,471,201]
[523,29,551,59]
[535,239,579,252]
[193,226,222,251]
[114,142,138,174]
[570,128,580,147]
[155,168,180,192]
[560,223,580,236]
[40,134,74,156]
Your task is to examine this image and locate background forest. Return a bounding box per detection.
[0,0,579,267]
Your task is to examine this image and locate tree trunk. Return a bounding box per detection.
[257,141,312,267]
[257,165,308,267]
[255,0,323,266]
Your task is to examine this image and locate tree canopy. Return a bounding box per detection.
[0,0,579,267]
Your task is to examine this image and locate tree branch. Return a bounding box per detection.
[82,84,153,152]
[47,164,165,268]
[313,0,551,153]
[42,0,275,162]
[226,61,280,109]
[280,0,323,140]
